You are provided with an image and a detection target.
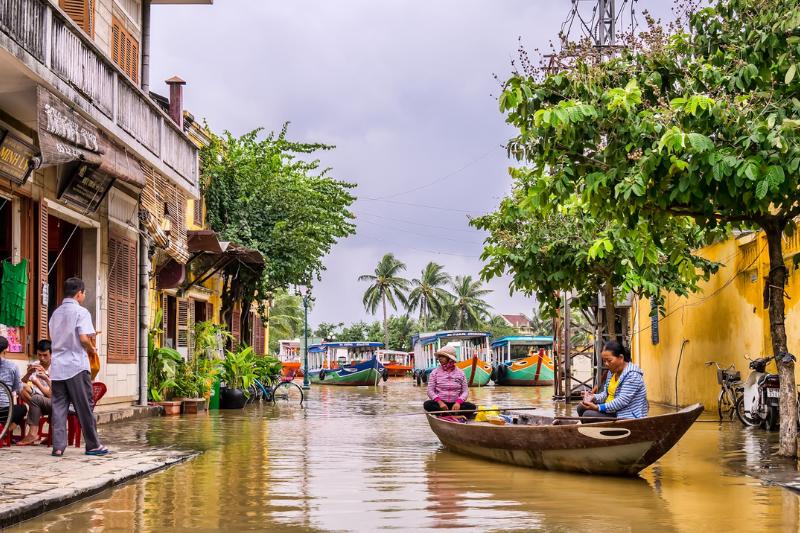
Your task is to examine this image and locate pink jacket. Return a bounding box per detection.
[427,366,468,403]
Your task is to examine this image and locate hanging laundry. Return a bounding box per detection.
[0,259,28,327]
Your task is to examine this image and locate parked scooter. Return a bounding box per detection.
[736,355,780,430]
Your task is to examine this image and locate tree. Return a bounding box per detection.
[365,316,418,351]
[483,315,518,340]
[314,322,344,341]
[267,290,303,353]
[358,253,410,347]
[444,275,492,329]
[472,196,715,340]
[339,321,370,342]
[497,0,800,454]
[406,262,453,330]
[202,126,356,344]
[530,309,554,337]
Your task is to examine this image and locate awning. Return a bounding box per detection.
[188,229,227,254]
[174,234,264,293]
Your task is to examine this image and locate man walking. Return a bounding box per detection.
[48,277,108,456]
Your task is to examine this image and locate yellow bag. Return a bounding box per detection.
[88,333,100,379]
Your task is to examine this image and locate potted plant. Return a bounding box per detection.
[220,346,257,409]
[173,361,208,414]
[147,309,183,415]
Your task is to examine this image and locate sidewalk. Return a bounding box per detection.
[0,438,195,528]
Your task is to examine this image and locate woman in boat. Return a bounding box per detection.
[424,346,476,417]
[578,341,648,420]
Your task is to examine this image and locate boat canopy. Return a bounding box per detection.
[322,342,384,349]
[412,330,491,371]
[307,341,384,371]
[412,330,490,347]
[491,336,554,349]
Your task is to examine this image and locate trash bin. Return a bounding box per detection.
[208,378,221,410]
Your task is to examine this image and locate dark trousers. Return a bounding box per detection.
[0,404,27,426]
[423,400,477,418]
[51,371,100,452]
[577,404,616,422]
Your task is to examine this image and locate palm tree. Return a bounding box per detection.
[406,262,452,330]
[268,290,303,353]
[358,253,410,347]
[445,275,492,330]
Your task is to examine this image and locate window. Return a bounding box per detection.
[111,17,139,83]
[107,232,137,363]
[60,0,95,37]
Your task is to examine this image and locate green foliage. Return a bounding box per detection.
[482,315,517,340]
[253,355,283,387]
[221,346,259,391]
[201,126,356,324]
[359,253,411,346]
[148,347,182,402]
[443,275,492,330]
[193,320,230,360]
[267,291,304,352]
[406,262,453,330]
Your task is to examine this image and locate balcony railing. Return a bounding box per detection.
[0,0,198,191]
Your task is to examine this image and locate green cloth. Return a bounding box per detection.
[0,259,28,327]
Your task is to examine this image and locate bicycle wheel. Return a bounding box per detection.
[271,381,304,406]
[253,379,271,401]
[0,382,13,442]
[718,388,735,421]
[735,395,761,427]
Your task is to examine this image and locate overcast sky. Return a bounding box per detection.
[150,0,673,330]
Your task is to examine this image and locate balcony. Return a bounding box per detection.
[0,0,198,197]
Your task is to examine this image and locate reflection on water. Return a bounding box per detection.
[8,381,799,532]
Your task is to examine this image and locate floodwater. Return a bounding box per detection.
[9,380,800,532]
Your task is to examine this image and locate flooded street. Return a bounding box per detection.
[10,380,800,532]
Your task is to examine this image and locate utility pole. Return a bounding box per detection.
[561,0,637,51]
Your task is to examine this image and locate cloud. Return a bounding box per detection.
[149,0,672,330]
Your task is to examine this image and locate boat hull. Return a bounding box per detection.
[427,404,703,476]
[281,361,303,377]
[383,364,412,377]
[457,359,492,387]
[494,355,554,386]
[308,358,382,386]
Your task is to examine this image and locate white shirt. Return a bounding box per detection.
[48,298,95,381]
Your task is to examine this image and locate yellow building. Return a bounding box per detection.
[630,230,800,410]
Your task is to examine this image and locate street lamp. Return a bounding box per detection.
[296,284,313,390]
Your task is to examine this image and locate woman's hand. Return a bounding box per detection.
[581,400,599,411]
[437,400,448,411]
[582,390,594,403]
[452,402,462,412]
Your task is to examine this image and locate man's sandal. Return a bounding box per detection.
[51,449,65,457]
[85,446,109,456]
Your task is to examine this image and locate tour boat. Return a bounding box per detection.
[491,336,555,386]
[307,342,386,386]
[378,350,414,377]
[412,331,492,387]
[278,339,303,377]
[427,404,704,476]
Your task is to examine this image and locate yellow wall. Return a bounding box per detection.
[632,231,800,410]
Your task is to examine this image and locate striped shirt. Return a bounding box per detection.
[427,365,468,404]
[0,359,21,407]
[593,363,649,419]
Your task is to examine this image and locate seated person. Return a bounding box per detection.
[423,346,476,417]
[0,336,27,434]
[578,341,648,421]
[18,340,52,446]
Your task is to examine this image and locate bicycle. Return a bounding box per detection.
[248,377,304,407]
[0,382,14,443]
[705,360,742,421]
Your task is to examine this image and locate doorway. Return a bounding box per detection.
[47,215,82,317]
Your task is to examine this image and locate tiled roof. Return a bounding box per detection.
[502,314,531,327]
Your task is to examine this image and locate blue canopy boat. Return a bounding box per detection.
[307,342,386,386]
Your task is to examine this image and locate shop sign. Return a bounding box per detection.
[0,129,37,186]
[57,163,115,213]
[37,86,102,168]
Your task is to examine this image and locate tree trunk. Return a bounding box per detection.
[241,299,252,350]
[764,221,797,457]
[382,292,389,348]
[603,281,617,342]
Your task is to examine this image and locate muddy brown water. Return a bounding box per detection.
[8,380,800,532]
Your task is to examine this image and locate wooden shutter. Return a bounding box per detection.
[111,17,139,83]
[176,297,189,352]
[205,302,214,323]
[107,233,137,363]
[193,199,203,226]
[37,201,48,342]
[161,293,168,346]
[252,314,265,355]
[60,0,95,38]
[187,299,195,359]
[231,308,241,350]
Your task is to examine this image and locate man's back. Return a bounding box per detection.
[48,298,94,381]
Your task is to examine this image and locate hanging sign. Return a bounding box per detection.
[0,129,37,186]
[57,163,115,213]
[37,86,102,168]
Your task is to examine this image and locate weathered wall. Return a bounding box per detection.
[632,231,800,410]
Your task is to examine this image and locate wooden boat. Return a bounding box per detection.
[278,339,304,377]
[412,330,492,387]
[307,342,385,386]
[378,350,414,377]
[491,336,555,386]
[426,404,704,476]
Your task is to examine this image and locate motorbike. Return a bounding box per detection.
[736,355,780,430]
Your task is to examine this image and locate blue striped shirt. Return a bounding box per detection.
[593,363,649,419]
